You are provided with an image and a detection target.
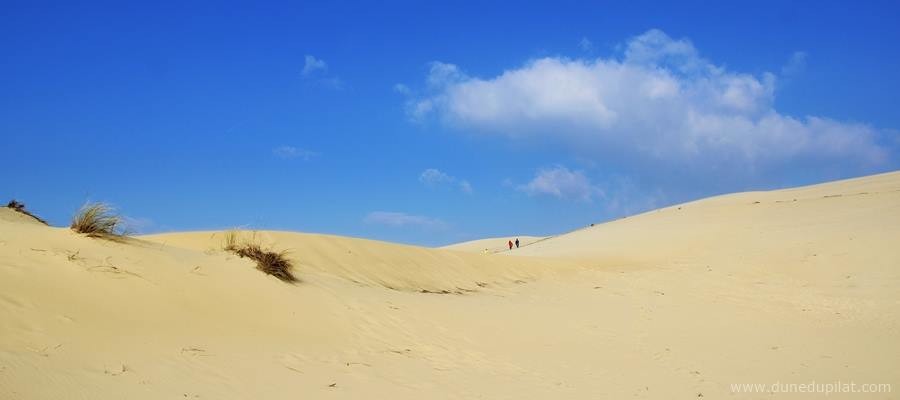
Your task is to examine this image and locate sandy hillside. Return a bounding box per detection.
[440,235,546,253]
[1,171,899,399]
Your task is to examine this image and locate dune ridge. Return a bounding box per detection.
[439,235,547,253]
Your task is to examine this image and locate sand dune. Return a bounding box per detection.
[141,230,567,294]
[1,171,898,399]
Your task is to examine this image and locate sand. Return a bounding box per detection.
[440,235,547,253]
[1,171,898,399]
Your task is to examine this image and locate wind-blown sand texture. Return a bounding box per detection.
[1,171,898,399]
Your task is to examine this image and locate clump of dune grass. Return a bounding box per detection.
[223,230,241,252]
[6,199,48,225]
[223,231,297,283]
[70,202,125,238]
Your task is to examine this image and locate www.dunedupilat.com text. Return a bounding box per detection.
[731,381,892,395]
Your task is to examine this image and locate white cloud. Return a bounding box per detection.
[782,51,807,77]
[420,168,453,184]
[518,165,602,202]
[458,180,473,194]
[407,29,889,172]
[393,83,411,95]
[579,37,593,52]
[427,62,467,88]
[419,168,473,193]
[273,146,318,160]
[301,55,343,89]
[364,211,447,229]
[302,55,328,76]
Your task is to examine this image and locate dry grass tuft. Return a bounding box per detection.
[223,231,297,283]
[70,202,125,238]
[223,230,240,252]
[6,200,49,225]
[233,245,297,283]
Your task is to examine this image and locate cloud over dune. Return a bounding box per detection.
[518,165,600,202]
[408,30,889,171]
[420,168,473,194]
[364,211,447,229]
[272,145,318,160]
[302,55,327,76]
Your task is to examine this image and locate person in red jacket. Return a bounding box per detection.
[508,240,513,250]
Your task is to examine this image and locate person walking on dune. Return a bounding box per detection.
[508,240,513,250]
[515,238,520,248]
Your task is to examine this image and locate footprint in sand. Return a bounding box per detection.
[104,364,128,376]
[279,353,306,374]
[181,347,211,357]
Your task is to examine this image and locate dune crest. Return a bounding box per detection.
[440,235,547,253]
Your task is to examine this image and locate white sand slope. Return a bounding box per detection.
[441,235,547,253]
[1,171,899,399]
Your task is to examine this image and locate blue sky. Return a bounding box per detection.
[2,1,899,246]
